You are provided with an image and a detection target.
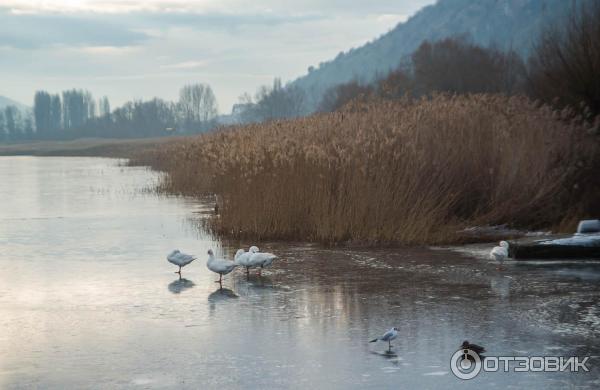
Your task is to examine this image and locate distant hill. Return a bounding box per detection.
[0,95,29,112]
[292,0,574,111]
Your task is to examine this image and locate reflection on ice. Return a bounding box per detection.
[208,288,238,302]
[2,157,600,389]
[370,350,399,363]
[244,275,275,289]
[490,276,511,298]
[167,277,195,294]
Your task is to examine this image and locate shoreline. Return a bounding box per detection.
[0,137,179,158]
[2,100,591,246]
[0,148,589,250]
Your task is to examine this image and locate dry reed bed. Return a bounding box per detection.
[130,94,598,244]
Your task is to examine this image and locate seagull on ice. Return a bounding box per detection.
[234,248,254,277]
[206,249,238,287]
[370,327,399,351]
[490,241,509,269]
[248,246,277,276]
[167,250,196,275]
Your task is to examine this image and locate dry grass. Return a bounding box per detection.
[130,94,599,245]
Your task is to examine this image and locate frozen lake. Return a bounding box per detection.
[0,156,599,389]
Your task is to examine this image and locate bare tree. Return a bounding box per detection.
[4,105,21,139]
[377,68,414,100]
[98,96,111,118]
[527,1,600,121]
[178,83,218,131]
[237,78,306,122]
[50,94,61,132]
[33,91,51,136]
[62,89,94,130]
[318,81,373,112]
[412,37,525,95]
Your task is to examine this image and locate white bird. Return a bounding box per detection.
[370,327,399,351]
[248,246,277,276]
[490,240,509,269]
[167,250,196,275]
[206,249,238,287]
[234,248,254,277]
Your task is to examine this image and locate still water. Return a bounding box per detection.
[0,156,599,389]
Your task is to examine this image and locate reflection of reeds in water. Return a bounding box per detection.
[130,94,598,245]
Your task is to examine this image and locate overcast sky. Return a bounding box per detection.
[0,0,435,113]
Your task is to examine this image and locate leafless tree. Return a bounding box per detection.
[318,81,374,112]
[412,37,526,95]
[527,1,600,121]
[178,83,218,130]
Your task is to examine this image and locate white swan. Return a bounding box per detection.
[206,249,238,286]
[490,241,509,269]
[234,248,254,276]
[167,250,196,275]
[248,246,277,276]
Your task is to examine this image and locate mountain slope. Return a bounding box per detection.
[0,95,29,111]
[292,0,573,111]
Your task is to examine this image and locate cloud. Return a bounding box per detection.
[0,9,149,49]
[160,60,209,70]
[0,0,436,111]
[1,1,434,17]
[0,0,180,14]
[0,5,324,50]
[142,11,324,30]
[377,13,410,24]
[77,46,141,55]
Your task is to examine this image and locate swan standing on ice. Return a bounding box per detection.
[206,249,238,287]
[167,250,196,275]
[490,241,509,270]
[234,248,254,277]
[248,246,277,276]
[370,327,399,351]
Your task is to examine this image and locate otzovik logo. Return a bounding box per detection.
[450,348,482,380]
[450,349,591,380]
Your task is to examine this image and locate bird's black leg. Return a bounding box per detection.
[175,265,181,274]
[246,267,249,278]
[388,341,391,351]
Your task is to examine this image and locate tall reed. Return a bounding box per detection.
[130,94,598,244]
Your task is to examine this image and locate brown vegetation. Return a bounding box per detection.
[130,94,599,245]
[319,37,527,113]
[412,38,526,96]
[527,1,600,121]
[318,81,374,113]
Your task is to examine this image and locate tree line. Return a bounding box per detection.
[231,2,599,128]
[0,105,34,141]
[1,2,597,141]
[0,83,218,141]
[317,2,600,125]
[231,78,307,124]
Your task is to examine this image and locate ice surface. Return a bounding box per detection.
[0,157,599,389]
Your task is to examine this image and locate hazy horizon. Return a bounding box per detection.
[0,0,435,114]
